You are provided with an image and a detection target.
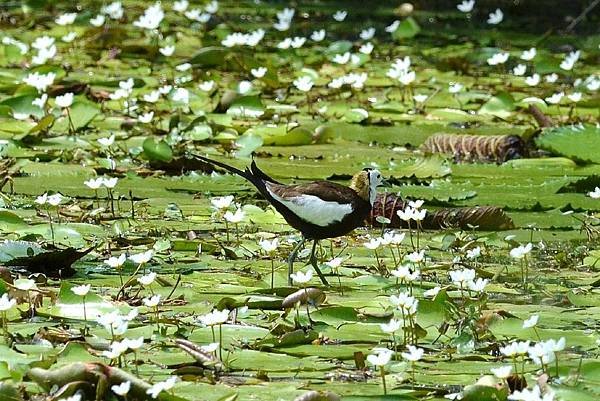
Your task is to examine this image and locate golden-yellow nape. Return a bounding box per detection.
[350,170,370,202]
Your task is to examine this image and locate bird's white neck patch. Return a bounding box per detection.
[368,169,383,206]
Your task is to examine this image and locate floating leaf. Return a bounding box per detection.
[143,137,174,163]
[536,124,600,164]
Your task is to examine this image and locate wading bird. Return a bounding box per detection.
[194,155,386,286]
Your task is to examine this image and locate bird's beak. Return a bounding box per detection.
[380,178,392,187]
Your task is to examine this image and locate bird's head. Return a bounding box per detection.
[350,168,386,205]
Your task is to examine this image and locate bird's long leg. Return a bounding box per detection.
[288,238,306,286]
[309,239,329,286]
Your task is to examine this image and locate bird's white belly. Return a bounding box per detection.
[267,189,353,227]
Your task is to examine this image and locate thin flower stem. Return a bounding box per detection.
[219,324,223,361]
[270,259,274,289]
[379,365,387,395]
[66,107,75,135]
[304,286,312,324]
[389,245,397,267]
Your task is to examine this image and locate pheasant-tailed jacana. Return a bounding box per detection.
[194,155,385,286]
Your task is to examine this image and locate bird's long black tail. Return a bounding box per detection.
[192,153,281,185]
[192,153,252,180]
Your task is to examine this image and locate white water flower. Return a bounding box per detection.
[325,257,343,269]
[55,93,74,108]
[560,50,580,71]
[111,381,131,396]
[523,314,539,329]
[102,1,124,19]
[406,250,425,264]
[364,237,382,250]
[466,247,481,259]
[0,294,16,312]
[500,340,530,357]
[293,76,314,92]
[487,52,509,65]
[360,27,375,40]
[397,70,416,86]
[134,2,164,30]
[142,91,160,103]
[198,81,215,92]
[380,318,402,334]
[130,249,153,265]
[32,94,48,109]
[259,238,279,253]
[102,177,118,188]
[251,67,267,78]
[211,195,234,210]
[423,286,441,298]
[568,92,582,102]
[72,284,91,296]
[173,0,189,12]
[525,73,541,86]
[22,72,56,93]
[385,20,400,33]
[311,29,326,42]
[333,52,351,64]
[198,309,229,326]
[513,64,527,76]
[143,294,161,308]
[468,278,488,293]
[290,269,313,284]
[545,73,558,83]
[237,80,253,95]
[123,336,144,350]
[200,342,219,353]
[389,292,418,315]
[172,87,190,104]
[545,92,564,105]
[224,208,245,223]
[359,42,374,55]
[290,37,306,48]
[90,14,106,27]
[146,376,177,399]
[32,36,54,50]
[413,93,429,103]
[383,231,405,245]
[333,10,347,21]
[401,345,424,361]
[457,0,475,13]
[62,32,77,43]
[159,45,175,57]
[55,12,77,25]
[138,111,154,123]
[487,8,503,24]
[105,254,126,268]
[367,348,393,366]
[205,1,219,14]
[391,265,419,282]
[449,268,476,287]
[520,47,536,61]
[588,187,600,199]
[138,272,157,286]
[31,45,57,65]
[97,134,115,147]
[175,63,191,72]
